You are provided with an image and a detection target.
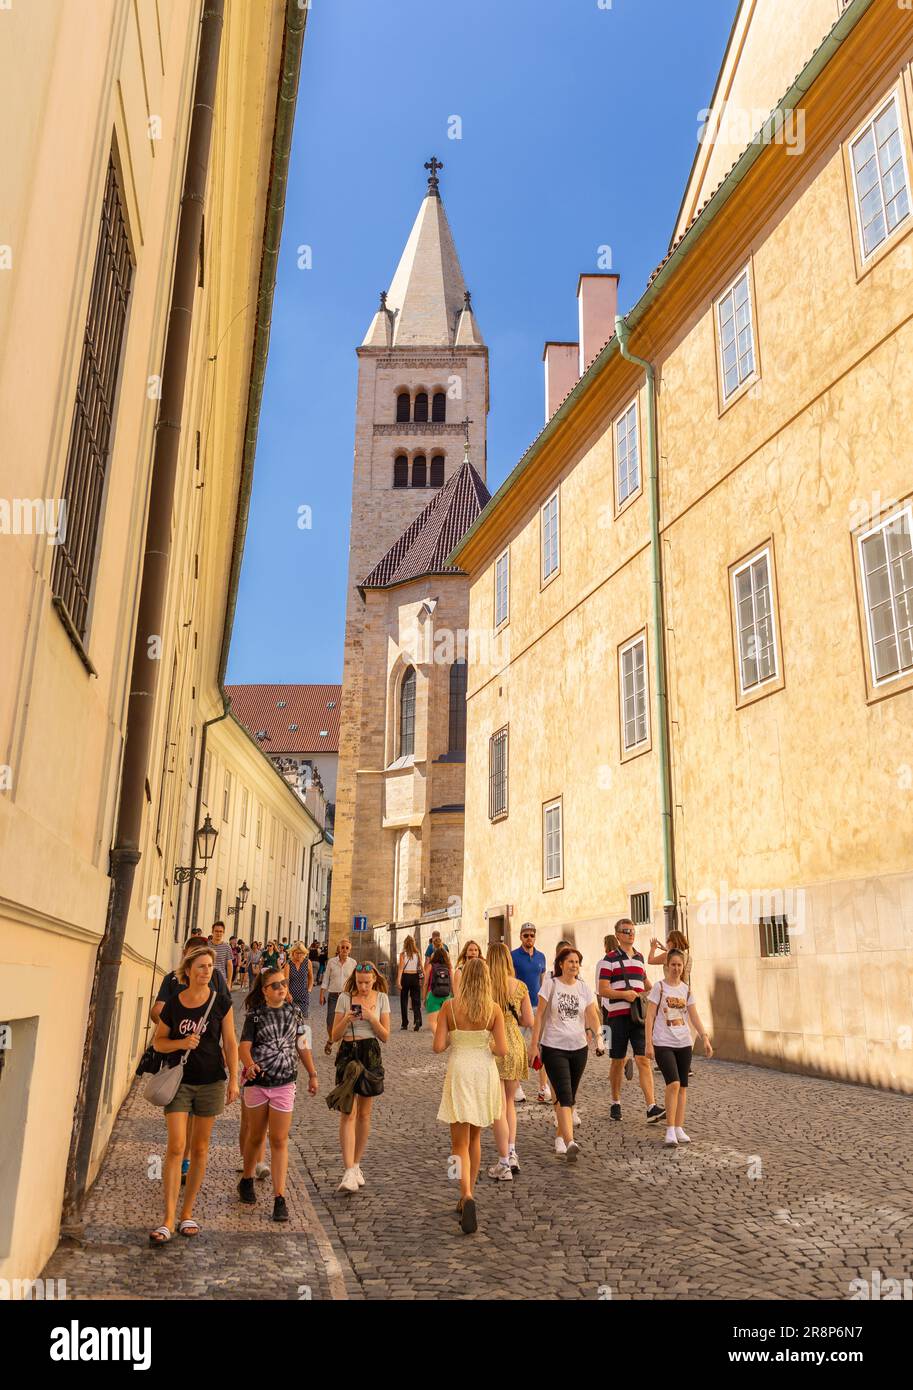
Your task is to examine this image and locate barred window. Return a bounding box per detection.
[759,915,790,958]
[448,660,467,755]
[630,891,651,925]
[400,667,416,756]
[52,156,134,641]
[489,726,508,819]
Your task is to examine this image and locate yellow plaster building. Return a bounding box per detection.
[452,0,913,1092]
[0,0,311,1282]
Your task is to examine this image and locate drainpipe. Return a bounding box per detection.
[615,315,676,933]
[305,827,325,940]
[62,0,225,1223]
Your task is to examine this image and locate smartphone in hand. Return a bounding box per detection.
[350,1003,363,1019]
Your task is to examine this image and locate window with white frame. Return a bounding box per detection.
[256,802,263,849]
[541,492,559,582]
[859,506,913,684]
[543,799,563,886]
[222,770,231,822]
[240,786,249,836]
[495,548,509,626]
[717,268,756,400]
[489,726,508,819]
[851,95,910,260]
[620,635,649,752]
[615,400,640,506]
[732,548,778,692]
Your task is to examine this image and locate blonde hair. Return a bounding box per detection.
[486,942,517,1013]
[290,940,307,957]
[456,939,482,969]
[457,957,494,1026]
[178,943,215,983]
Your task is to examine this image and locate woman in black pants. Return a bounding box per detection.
[396,935,423,1030]
[645,948,712,1147]
[528,947,602,1162]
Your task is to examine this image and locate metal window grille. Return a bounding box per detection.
[430,455,445,487]
[52,156,134,640]
[432,392,446,422]
[448,660,467,754]
[616,401,639,505]
[630,891,651,925]
[759,915,790,958]
[489,727,508,819]
[400,668,416,756]
[851,96,910,260]
[717,269,755,399]
[733,549,777,691]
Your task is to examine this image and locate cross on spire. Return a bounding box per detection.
[462,414,474,463]
[424,156,444,195]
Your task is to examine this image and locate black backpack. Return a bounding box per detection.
[430,962,451,998]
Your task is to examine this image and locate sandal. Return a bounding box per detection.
[148,1226,172,1246]
[178,1219,201,1237]
[459,1197,478,1235]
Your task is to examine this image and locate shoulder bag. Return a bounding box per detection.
[615,952,648,1026]
[144,989,219,1107]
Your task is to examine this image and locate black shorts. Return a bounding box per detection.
[539,1044,588,1108]
[608,1013,646,1059]
[654,1044,692,1087]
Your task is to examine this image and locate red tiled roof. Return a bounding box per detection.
[361,459,491,589]
[225,683,341,754]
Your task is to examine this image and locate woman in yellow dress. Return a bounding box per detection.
[486,943,535,1181]
[434,958,507,1234]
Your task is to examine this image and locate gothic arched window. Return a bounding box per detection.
[448,659,467,755]
[432,391,446,422]
[396,392,411,423]
[393,455,408,488]
[412,455,426,488]
[430,456,445,487]
[414,392,429,423]
[400,667,416,757]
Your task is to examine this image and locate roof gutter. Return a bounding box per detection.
[447,0,876,569]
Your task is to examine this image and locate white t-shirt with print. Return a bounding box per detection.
[648,979,693,1048]
[538,976,595,1051]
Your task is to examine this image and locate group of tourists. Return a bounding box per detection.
[144,917,712,1245]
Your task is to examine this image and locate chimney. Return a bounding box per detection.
[543,342,579,423]
[577,273,620,376]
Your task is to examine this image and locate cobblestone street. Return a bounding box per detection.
[45,993,913,1301]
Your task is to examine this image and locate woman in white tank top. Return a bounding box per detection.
[397,934,423,1031]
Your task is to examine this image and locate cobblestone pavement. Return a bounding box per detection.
[45,991,913,1300]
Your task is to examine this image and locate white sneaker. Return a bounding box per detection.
[487,1161,513,1181]
[337,1167,360,1193]
[355,1165,366,1186]
[514,1088,527,1103]
[664,1127,678,1147]
[537,1086,551,1103]
[566,1140,580,1162]
[555,1137,567,1155]
[572,1107,581,1125]
[675,1129,691,1144]
[508,1148,520,1173]
[255,1162,271,1181]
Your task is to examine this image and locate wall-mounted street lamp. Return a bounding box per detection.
[228,880,250,919]
[174,814,218,884]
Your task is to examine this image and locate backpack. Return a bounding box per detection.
[430,962,451,998]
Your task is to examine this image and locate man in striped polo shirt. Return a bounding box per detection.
[597,919,665,1124]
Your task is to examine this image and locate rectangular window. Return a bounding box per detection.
[630,891,651,925]
[615,400,640,507]
[202,750,211,807]
[859,506,913,684]
[619,635,649,753]
[222,770,231,823]
[265,910,270,937]
[214,888,222,922]
[541,491,560,583]
[851,95,910,260]
[52,155,135,643]
[759,915,790,958]
[256,802,263,849]
[488,726,508,820]
[281,827,287,866]
[495,549,509,626]
[270,819,276,859]
[543,798,563,887]
[250,904,256,937]
[240,786,249,836]
[732,547,779,693]
[717,267,756,401]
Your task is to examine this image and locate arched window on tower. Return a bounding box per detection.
[412,455,426,488]
[396,392,411,423]
[400,667,416,757]
[430,456,445,488]
[448,660,467,756]
[432,392,446,423]
[393,455,409,488]
[414,392,428,423]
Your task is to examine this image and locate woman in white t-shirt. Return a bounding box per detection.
[396,935,423,1032]
[527,947,602,1161]
[644,949,712,1148]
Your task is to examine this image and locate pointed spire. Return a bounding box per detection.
[361,165,483,348]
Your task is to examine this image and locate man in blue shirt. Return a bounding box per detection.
[511,924,550,1104]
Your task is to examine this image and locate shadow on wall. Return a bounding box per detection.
[709,972,912,1096]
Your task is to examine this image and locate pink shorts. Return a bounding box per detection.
[243,1082,296,1112]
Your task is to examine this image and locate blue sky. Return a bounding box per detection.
[227,0,738,685]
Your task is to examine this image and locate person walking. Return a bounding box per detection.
[330,961,390,1193]
[248,941,263,982]
[320,939,356,1055]
[237,941,249,990]
[511,923,548,1104]
[424,930,444,960]
[486,943,534,1179]
[596,932,633,1080]
[396,935,423,1031]
[237,966,318,1221]
[434,958,507,1234]
[148,944,239,1244]
[597,919,666,1124]
[286,941,313,1021]
[261,940,281,972]
[308,941,320,973]
[209,920,234,991]
[423,946,453,1036]
[317,942,329,985]
[452,940,482,996]
[645,949,712,1147]
[528,947,601,1161]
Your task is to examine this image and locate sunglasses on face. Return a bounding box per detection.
[265,982,287,991]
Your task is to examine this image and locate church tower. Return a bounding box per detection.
[330,161,489,948]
